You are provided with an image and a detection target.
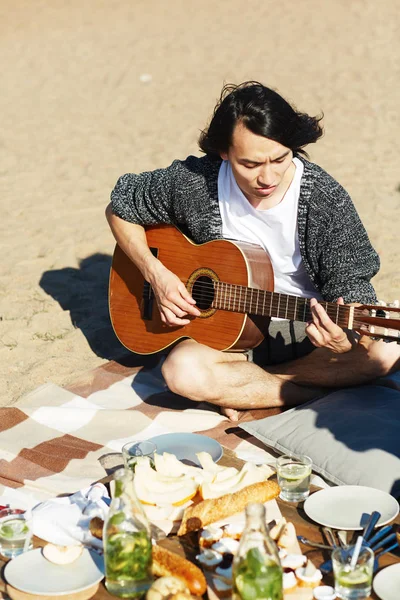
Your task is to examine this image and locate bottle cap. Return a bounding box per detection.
[313,586,336,600]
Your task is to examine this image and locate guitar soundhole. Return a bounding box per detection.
[192,276,214,310]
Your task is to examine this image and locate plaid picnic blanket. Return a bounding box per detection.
[0,359,279,507]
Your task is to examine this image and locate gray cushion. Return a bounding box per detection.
[239,383,400,498]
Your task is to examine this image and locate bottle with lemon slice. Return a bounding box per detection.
[104,468,153,598]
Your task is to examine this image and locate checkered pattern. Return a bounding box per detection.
[0,360,278,506]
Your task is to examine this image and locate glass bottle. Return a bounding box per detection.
[103,468,153,598]
[232,503,283,600]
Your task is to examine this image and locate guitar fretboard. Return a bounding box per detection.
[213,282,351,328]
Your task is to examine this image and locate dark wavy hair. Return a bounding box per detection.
[198,81,324,158]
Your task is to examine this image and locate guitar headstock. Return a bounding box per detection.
[354,303,400,343]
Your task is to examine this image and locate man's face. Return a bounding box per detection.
[220,122,294,207]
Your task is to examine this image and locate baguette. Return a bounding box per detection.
[177,480,280,536]
[152,543,207,596]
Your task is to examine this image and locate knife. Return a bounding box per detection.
[361,511,381,542]
[366,525,393,548]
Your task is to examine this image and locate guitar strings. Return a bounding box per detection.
[171,278,396,327]
[172,278,357,322]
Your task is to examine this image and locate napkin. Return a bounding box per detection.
[31,483,109,548]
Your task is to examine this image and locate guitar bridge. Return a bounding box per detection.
[141,246,158,321]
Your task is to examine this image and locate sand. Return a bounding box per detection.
[1,0,399,406]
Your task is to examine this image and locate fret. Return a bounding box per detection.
[303,298,307,322]
[277,294,281,319]
[285,295,289,319]
[250,288,253,314]
[237,285,241,312]
[242,286,247,313]
[269,292,273,317]
[294,296,298,321]
[233,284,237,312]
[256,289,260,315]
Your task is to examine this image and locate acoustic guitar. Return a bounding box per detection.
[109,225,400,354]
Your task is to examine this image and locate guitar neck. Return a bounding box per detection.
[214,282,351,328]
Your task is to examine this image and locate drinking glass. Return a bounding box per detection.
[332,546,374,599]
[0,508,32,558]
[276,454,312,502]
[122,440,157,472]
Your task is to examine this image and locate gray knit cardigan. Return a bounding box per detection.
[111,154,379,304]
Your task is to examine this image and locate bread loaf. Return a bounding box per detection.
[152,544,207,596]
[177,479,280,536]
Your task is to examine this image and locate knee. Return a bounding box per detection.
[161,343,209,397]
[364,338,400,377]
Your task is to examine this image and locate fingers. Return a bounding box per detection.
[160,306,191,327]
[159,293,201,326]
[305,321,325,348]
[306,297,352,353]
[309,298,329,330]
[177,283,201,316]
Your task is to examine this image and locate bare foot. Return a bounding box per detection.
[221,407,240,422]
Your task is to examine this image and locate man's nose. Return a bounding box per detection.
[257,164,275,186]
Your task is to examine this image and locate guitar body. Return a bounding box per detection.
[109,225,274,354]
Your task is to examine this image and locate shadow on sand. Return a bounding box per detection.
[40,252,130,360]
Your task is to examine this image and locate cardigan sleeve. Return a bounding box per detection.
[314,186,380,304]
[110,160,182,226]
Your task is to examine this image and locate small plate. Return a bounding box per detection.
[4,548,104,595]
[373,563,400,600]
[304,486,399,530]
[148,433,223,466]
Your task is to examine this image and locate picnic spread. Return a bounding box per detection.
[0,357,399,600]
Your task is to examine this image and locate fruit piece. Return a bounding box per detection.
[146,575,189,600]
[42,543,83,565]
[134,470,198,507]
[200,462,275,499]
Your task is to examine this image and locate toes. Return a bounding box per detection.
[221,407,240,422]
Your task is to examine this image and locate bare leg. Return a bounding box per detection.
[161,340,324,420]
[269,336,400,387]
[161,337,400,421]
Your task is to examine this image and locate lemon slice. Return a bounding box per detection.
[338,569,370,586]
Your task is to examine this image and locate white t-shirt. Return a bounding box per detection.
[217,157,322,301]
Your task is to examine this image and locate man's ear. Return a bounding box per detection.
[220,151,228,161]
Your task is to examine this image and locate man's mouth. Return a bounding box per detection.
[255,185,276,195]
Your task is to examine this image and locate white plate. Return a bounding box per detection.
[373,563,400,600]
[148,432,223,466]
[4,548,104,595]
[304,486,399,530]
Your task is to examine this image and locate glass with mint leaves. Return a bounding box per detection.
[0,508,32,558]
[104,468,153,598]
[233,503,283,600]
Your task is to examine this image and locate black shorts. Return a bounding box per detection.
[251,320,315,367]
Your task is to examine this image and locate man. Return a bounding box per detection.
[106,81,400,420]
